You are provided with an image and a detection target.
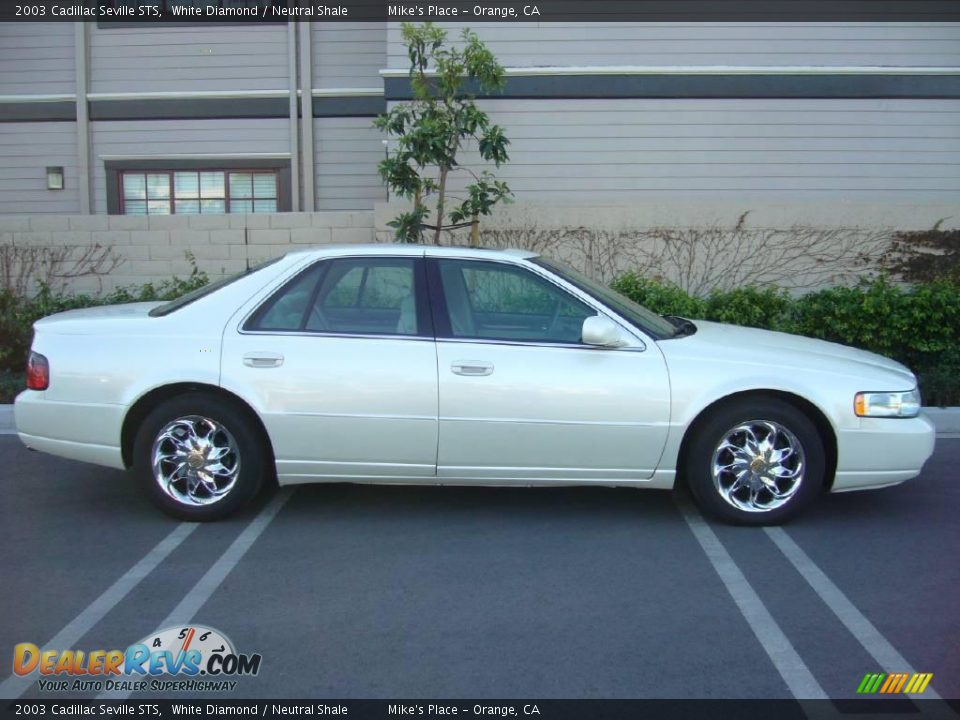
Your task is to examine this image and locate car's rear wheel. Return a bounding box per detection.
[683,397,825,525]
[133,393,266,521]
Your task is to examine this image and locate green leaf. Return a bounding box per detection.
[374,23,512,241]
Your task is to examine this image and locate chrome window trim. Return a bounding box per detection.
[435,337,647,353]
[238,328,644,352]
[237,328,434,342]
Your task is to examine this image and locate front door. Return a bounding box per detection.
[427,257,671,482]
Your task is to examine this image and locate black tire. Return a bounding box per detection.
[133,392,268,521]
[683,397,825,526]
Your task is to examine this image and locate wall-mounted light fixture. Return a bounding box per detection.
[46,166,64,190]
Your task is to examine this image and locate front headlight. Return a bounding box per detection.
[854,389,921,418]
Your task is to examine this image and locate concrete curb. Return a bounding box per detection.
[1,403,959,437]
[923,407,960,436]
[0,404,13,434]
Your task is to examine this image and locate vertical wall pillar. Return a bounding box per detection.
[298,22,315,213]
[74,23,91,214]
[287,21,301,212]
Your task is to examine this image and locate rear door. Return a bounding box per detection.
[221,254,439,483]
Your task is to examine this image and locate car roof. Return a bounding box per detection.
[285,244,539,261]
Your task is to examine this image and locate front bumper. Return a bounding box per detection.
[832,413,937,492]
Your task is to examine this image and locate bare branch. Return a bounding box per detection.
[0,241,125,297]
[472,214,894,294]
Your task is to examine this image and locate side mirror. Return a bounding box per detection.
[581,315,627,348]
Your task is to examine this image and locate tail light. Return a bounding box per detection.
[26,351,49,391]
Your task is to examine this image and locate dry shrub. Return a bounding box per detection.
[0,242,123,297]
[477,212,894,294]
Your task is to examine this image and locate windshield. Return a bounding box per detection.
[533,257,678,340]
[149,257,282,317]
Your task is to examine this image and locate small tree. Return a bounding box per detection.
[374,23,512,244]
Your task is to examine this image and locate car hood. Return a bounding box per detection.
[658,320,916,385]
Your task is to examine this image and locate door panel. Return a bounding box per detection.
[435,342,670,480]
[222,255,439,483]
[227,336,438,481]
[429,257,671,481]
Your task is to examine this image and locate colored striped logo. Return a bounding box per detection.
[857,672,934,694]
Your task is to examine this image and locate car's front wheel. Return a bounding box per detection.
[683,397,826,525]
[133,393,267,521]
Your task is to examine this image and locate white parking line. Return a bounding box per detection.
[678,501,828,700]
[765,527,943,701]
[0,522,198,699]
[97,487,294,700]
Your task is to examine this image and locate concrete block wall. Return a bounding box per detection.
[374,199,960,291]
[5,196,959,296]
[0,212,376,296]
[374,199,960,239]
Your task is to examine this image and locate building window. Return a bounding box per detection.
[106,159,290,215]
[119,170,279,215]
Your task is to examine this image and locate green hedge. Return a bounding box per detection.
[611,273,960,406]
[0,370,22,405]
[1,266,957,407]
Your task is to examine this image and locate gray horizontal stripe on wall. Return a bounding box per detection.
[90,97,289,121]
[312,95,385,118]
[385,74,960,101]
[0,101,76,123]
[84,96,384,121]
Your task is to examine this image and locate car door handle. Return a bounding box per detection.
[451,360,494,377]
[243,352,284,368]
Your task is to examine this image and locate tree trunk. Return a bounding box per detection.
[470,214,480,246]
[413,189,423,243]
[433,166,449,245]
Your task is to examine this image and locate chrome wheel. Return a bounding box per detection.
[151,415,241,507]
[711,420,805,513]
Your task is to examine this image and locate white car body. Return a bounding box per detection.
[15,244,935,500]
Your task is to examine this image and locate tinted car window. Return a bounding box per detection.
[437,259,593,344]
[248,263,324,331]
[307,258,418,335]
[323,265,363,308]
[247,257,419,336]
[533,257,678,340]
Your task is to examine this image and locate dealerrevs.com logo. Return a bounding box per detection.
[13,625,262,693]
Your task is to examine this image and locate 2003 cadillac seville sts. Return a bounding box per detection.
[15,245,935,524]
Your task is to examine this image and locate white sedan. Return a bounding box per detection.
[15,245,935,524]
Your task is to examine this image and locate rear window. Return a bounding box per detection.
[148,258,282,317]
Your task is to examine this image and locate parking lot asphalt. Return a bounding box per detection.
[1,434,957,702]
